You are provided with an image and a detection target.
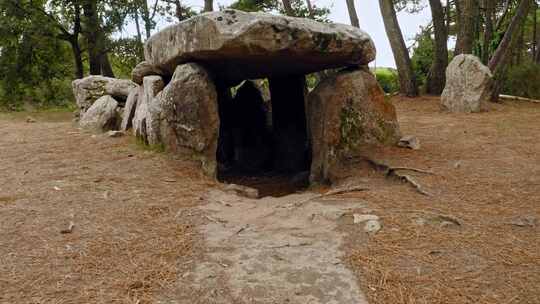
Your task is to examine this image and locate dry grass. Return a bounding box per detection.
[344,96,540,304]
[1,97,539,303]
[0,116,214,303]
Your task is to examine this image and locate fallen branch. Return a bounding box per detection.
[394,172,432,196]
[365,157,433,196]
[499,94,540,103]
[365,158,436,176]
[293,185,369,207]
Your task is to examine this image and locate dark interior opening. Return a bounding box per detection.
[216,76,311,197]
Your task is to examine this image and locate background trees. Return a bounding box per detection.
[0,0,539,110]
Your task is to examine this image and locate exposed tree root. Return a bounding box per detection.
[364,157,434,196]
[292,185,370,208]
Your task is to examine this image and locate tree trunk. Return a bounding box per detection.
[346,0,360,28]
[455,0,476,55]
[203,0,213,12]
[495,0,512,32]
[533,1,537,61]
[445,0,451,34]
[101,53,115,78]
[71,0,84,79]
[482,0,494,64]
[305,0,315,18]
[133,9,144,60]
[282,0,295,16]
[427,0,449,95]
[70,40,84,79]
[378,0,418,97]
[82,0,101,75]
[140,0,159,39]
[516,25,525,65]
[488,0,534,101]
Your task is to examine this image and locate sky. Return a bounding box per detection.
[121,0,433,68]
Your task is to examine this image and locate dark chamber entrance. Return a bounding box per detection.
[216,76,311,197]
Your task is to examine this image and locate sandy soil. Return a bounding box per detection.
[1,96,539,304]
[0,112,214,303]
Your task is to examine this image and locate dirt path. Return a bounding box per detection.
[183,189,369,303]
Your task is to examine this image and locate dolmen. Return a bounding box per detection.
[72,9,402,184]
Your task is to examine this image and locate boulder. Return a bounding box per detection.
[131,61,164,85]
[307,67,401,184]
[72,76,137,113]
[120,88,139,131]
[79,95,120,132]
[159,63,220,176]
[441,54,493,113]
[132,76,165,144]
[144,9,376,84]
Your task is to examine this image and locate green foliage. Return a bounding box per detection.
[374,68,400,93]
[410,29,433,92]
[109,38,143,79]
[502,63,540,99]
[0,0,75,110]
[228,0,330,22]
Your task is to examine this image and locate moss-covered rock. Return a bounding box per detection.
[307,67,401,184]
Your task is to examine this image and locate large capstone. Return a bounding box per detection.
[144,9,376,85]
[72,76,137,113]
[307,68,401,184]
[79,95,121,132]
[441,54,493,113]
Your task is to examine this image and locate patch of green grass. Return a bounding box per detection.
[132,136,166,153]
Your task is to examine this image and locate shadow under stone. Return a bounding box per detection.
[216,77,311,197]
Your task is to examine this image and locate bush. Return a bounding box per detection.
[502,63,540,99]
[374,68,400,93]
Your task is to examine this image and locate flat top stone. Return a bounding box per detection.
[144,9,376,84]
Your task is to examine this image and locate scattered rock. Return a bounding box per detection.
[353,214,382,233]
[60,221,75,234]
[107,130,124,138]
[308,68,401,184]
[353,214,380,224]
[72,76,137,114]
[441,54,493,113]
[224,184,259,199]
[364,219,381,234]
[79,95,120,132]
[398,135,420,150]
[144,9,376,84]
[414,214,461,228]
[508,216,537,227]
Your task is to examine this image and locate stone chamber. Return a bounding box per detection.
[73,9,402,197]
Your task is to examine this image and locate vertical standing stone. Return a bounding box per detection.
[160,63,220,177]
[120,88,139,131]
[132,76,164,144]
[269,75,309,173]
[307,68,401,184]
